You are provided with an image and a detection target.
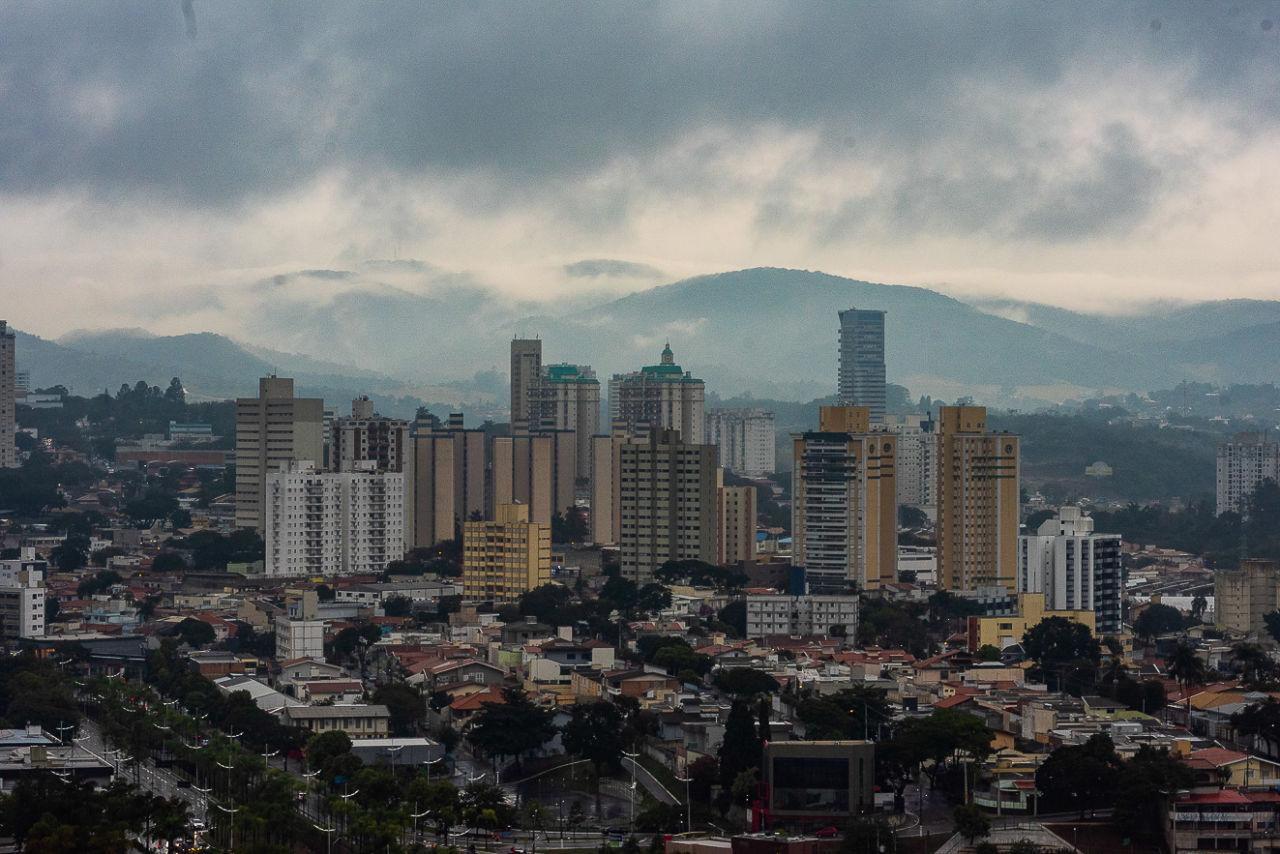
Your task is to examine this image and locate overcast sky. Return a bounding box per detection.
[2,1,1279,339]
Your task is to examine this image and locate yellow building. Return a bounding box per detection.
[967,593,1095,651]
[936,406,1020,592]
[791,406,897,592]
[462,503,551,602]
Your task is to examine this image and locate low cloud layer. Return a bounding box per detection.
[1,1,1278,339]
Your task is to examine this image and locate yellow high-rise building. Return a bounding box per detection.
[791,406,897,592]
[936,406,1020,592]
[462,503,551,602]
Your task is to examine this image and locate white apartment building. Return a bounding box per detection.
[885,414,936,511]
[1018,506,1123,636]
[275,617,325,661]
[1216,433,1280,516]
[0,552,47,639]
[705,408,775,478]
[264,461,405,577]
[0,321,16,469]
[745,594,859,639]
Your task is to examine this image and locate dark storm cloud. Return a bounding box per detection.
[0,1,1276,237]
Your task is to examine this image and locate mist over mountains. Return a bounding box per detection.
[13,267,1280,414]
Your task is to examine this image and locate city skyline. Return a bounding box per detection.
[3,3,1280,340]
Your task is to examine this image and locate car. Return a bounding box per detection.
[814,827,839,839]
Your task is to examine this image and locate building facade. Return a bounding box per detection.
[837,309,886,424]
[1215,559,1280,638]
[705,408,775,478]
[760,740,876,830]
[462,503,551,602]
[936,406,1020,592]
[264,462,405,577]
[745,594,859,639]
[491,431,576,526]
[608,344,705,442]
[408,413,487,548]
[275,617,325,661]
[1217,433,1280,516]
[0,555,46,639]
[510,338,543,430]
[524,363,600,482]
[618,429,720,582]
[0,321,16,469]
[718,485,757,565]
[1018,507,1123,636]
[885,414,936,511]
[791,406,897,593]
[234,376,325,532]
[332,396,409,473]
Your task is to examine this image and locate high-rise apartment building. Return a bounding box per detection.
[608,344,705,442]
[837,309,886,424]
[462,503,551,602]
[0,321,16,469]
[1215,559,1280,638]
[408,413,487,548]
[589,433,628,545]
[491,431,576,526]
[791,406,897,593]
[618,429,720,583]
[510,338,543,429]
[1216,432,1280,516]
[0,552,46,639]
[235,376,325,532]
[1018,506,1123,637]
[885,414,936,511]
[717,485,756,565]
[332,396,409,473]
[264,461,405,577]
[936,406,1020,592]
[523,363,600,482]
[705,408,775,478]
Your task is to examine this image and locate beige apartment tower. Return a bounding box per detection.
[510,338,542,430]
[463,503,551,602]
[618,428,720,583]
[1215,559,1280,638]
[589,433,628,545]
[0,322,15,469]
[235,376,325,532]
[408,413,487,548]
[791,406,897,593]
[936,406,1020,592]
[608,343,705,442]
[491,431,576,526]
[718,485,757,565]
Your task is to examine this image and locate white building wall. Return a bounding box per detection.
[1017,507,1123,636]
[886,415,936,509]
[0,558,46,638]
[705,409,775,478]
[276,618,325,660]
[1217,435,1280,516]
[745,594,859,639]
[265,462,405,577]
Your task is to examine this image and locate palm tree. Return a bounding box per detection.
[1168,642,1208,730]
[1232,642,1275,688]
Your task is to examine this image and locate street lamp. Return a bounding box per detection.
[622,751,640,833]
[212,802,239,851]
[314,822,338,854]
[423,754,444,784]
[674,773,693,833]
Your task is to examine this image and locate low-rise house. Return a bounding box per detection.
[281,704,391,739]
[296,679,365,705]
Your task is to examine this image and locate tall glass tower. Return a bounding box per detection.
[837,308,886,423]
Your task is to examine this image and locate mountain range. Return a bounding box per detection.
[11,267,1280,412]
